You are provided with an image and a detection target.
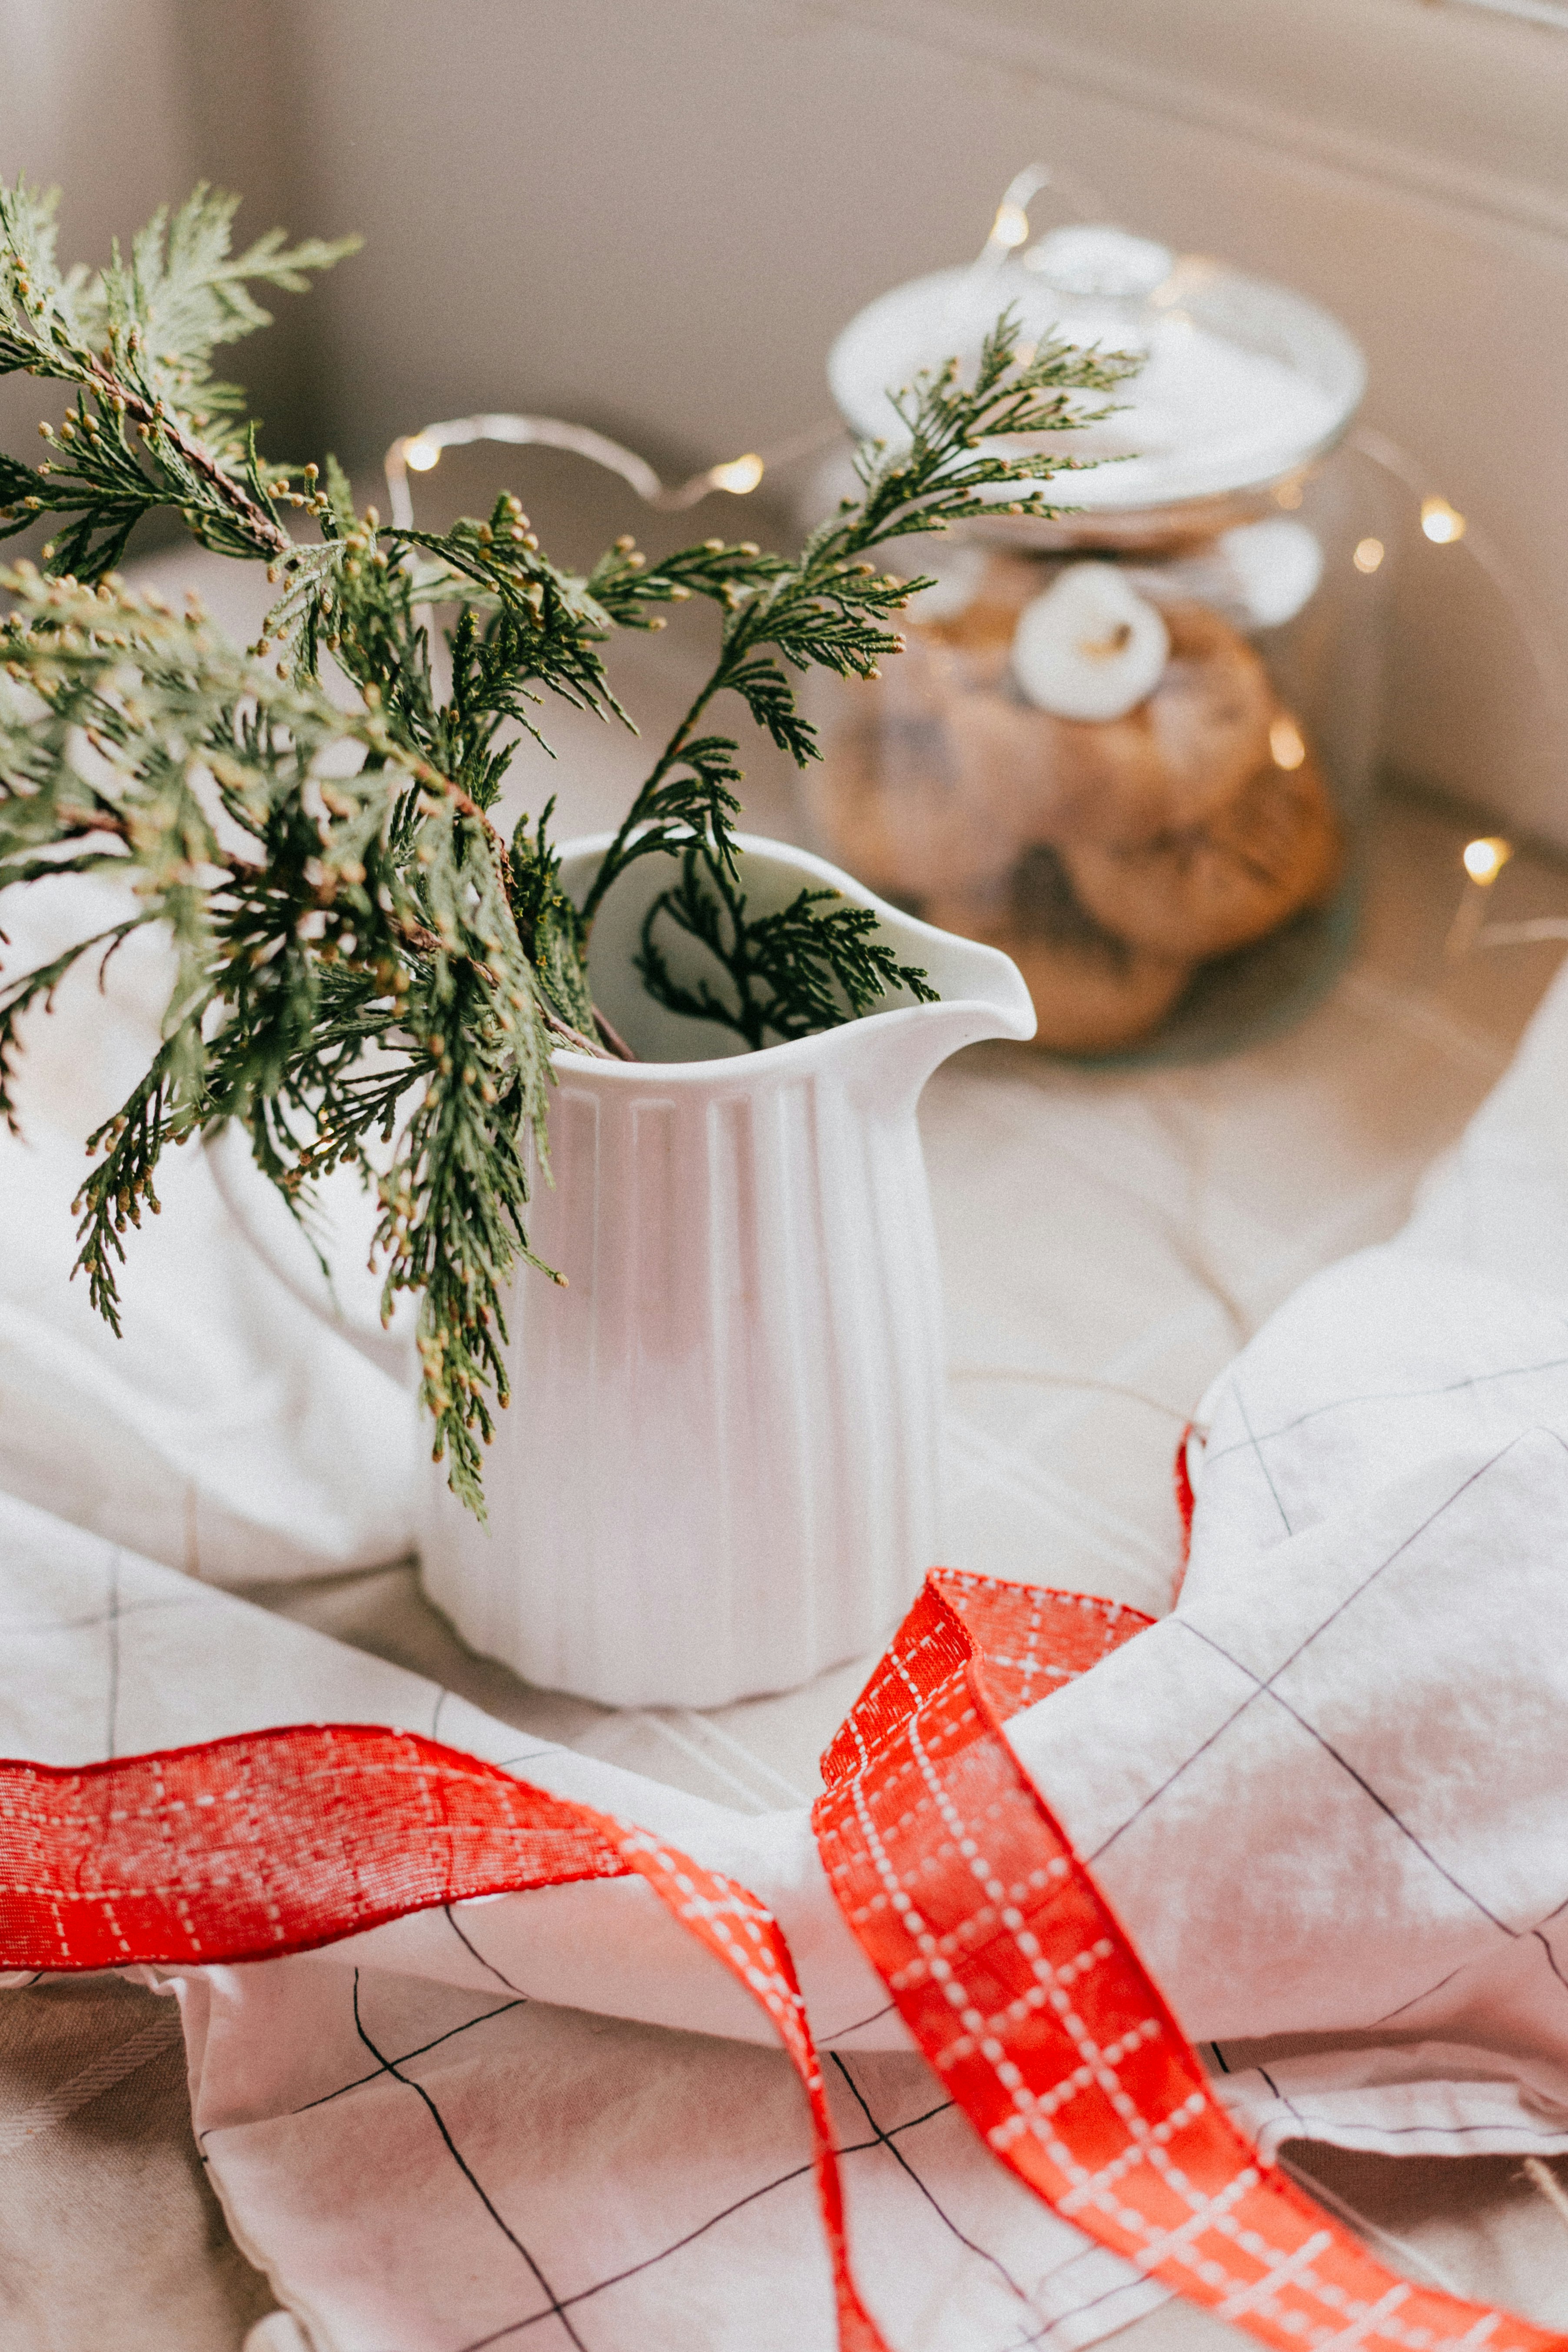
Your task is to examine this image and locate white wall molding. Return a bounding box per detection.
[797,0,1568,247]
[1451,0,1568,32]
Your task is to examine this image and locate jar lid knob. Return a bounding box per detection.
[1024,225,1173,301]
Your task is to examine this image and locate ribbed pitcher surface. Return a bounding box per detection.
[416,834,1034,1706]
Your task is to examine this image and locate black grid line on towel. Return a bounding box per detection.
[1203,1350,1568,1475]
[1090,1442,1517,1871]
[351,1970,588,2351]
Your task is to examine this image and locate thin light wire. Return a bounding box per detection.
[1523,2156,1568,2236]
[383,412,844,532]
[1357,425,1568,966]
[969,161,1116,275]
[1352,425,1568,747]
[1274,2152,1472,2299]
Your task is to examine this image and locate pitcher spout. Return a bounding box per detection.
[916,924,1039,1041]
[833,904,1038,1116]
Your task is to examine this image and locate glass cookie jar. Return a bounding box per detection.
[806,227,1397,1059]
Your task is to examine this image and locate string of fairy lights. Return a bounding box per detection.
[380,166,1565,960]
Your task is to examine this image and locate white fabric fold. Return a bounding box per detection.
[998,955,1568,2163]
[0,873,417,1583]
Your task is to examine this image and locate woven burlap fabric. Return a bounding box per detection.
[0,1973,275,2349]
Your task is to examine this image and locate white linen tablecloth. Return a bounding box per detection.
[6,888,1568,2348]
[7,535,1568,2348]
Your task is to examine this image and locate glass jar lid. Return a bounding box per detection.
[827,226,1366,521]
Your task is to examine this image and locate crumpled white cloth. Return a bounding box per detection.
[0,870,416,1583]
[10,853,1568,2336]
[995,966,1568,2159]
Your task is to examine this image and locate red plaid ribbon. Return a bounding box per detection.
[0,1565,1557,2352]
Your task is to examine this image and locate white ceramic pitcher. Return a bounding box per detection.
[213,834,1034,1707]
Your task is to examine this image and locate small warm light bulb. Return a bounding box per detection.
[1463,836,1512,884]
[709,452,764,496]
[403,436,441,473]
[1275,479,1305,512]
[1269,715,1307,771]
[1352,537,1385,575]
[991,201,1032,249]
[1421,495,1466,545]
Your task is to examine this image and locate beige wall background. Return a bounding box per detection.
[2,0,1567,840]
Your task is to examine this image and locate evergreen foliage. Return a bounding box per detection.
[0,180,1130,1507]
[638,847,940,1050]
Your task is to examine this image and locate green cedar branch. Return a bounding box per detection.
[0,566,555,1511]
[0,182,358,578]
[637,843,939,1050]
[0,180,1128,1515]
[580,312,1134,930]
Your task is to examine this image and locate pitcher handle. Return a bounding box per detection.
[204,1125,418,1388]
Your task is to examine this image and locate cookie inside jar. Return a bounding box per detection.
[812,223,1385,1060]
[813,534,1350,1058]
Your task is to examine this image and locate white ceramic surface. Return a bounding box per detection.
[417,834,1033,1705]
[217,834,1035,1706]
